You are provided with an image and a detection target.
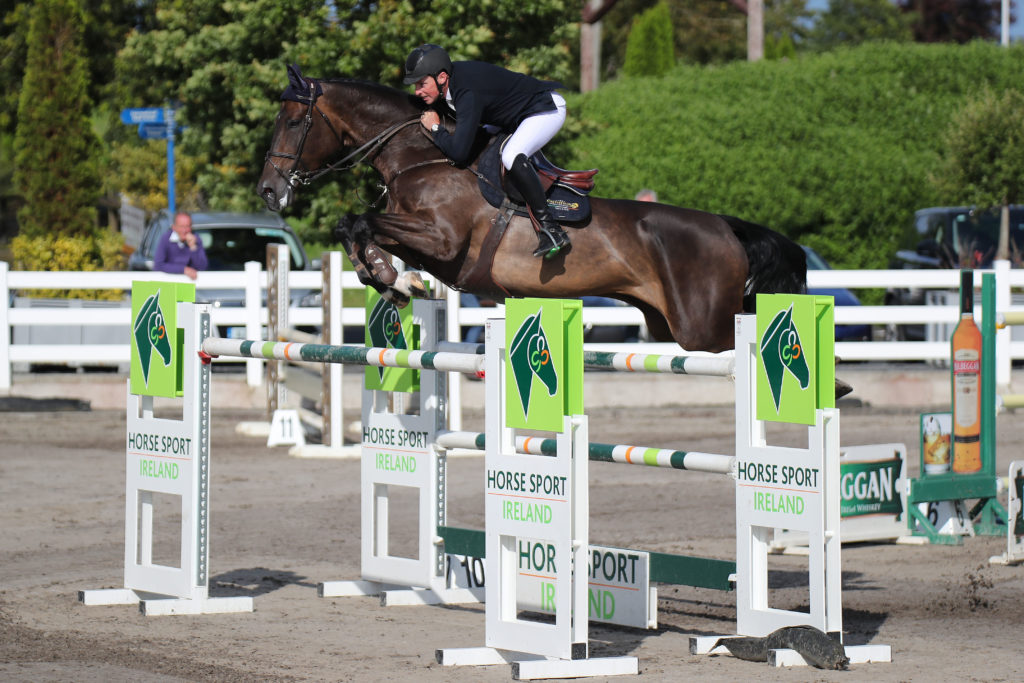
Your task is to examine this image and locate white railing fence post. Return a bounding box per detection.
[243,261,263,387]
[446,284,463,431]
[995,260,1011,389]
[323,251,344,447]
[0,261,10,390]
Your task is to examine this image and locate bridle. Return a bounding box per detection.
[263,78,424,191]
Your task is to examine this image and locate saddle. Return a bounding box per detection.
[475,135,597,222]
[461,136,599,300]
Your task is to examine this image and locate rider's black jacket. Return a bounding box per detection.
[429,61,563,165]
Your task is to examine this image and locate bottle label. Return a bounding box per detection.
[953,348,980,428]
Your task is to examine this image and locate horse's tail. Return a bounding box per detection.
[717,214,807,313]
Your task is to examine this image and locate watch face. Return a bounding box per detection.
[432,124,439,132]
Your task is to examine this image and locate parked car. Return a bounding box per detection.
[802,245,871,342]
[129,210,318,337]
[885,205,1024,340]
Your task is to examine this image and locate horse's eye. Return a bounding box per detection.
[286,118,302,129]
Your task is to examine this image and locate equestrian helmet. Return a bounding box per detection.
[403,44,452,85]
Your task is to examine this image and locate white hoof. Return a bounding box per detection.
[393,271,429,298]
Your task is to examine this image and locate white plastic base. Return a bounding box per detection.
[989,552,1024,566]
[436,647,638,680]
[317,580,484,605]
[78,588,253,616]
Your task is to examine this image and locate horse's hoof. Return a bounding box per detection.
[835,377,853,400]
[382,289,410,309]
[394,271,430,298]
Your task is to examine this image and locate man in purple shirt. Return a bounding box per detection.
[152,212,208,280]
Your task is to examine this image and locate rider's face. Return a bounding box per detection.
[414,72,447,105]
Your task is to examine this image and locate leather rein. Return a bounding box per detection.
[264,79,450,203]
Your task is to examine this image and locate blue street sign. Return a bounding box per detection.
[138,122,170,140]
[121,105,178,213]
[120,107,165,125]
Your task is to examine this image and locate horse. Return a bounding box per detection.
[257,65,807,354]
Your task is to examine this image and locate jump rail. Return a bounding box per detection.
[436,431,735,474]
[203,337,485,375]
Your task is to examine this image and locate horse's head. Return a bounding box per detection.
[509,310,559,418]
[258,65,346,211]
[133,292,173,385]
[759,304,811,412]
[258,65,426,212]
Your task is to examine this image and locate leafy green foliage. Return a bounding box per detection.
[14,0,102,240]
[112,0,578,245]
[804,0,915,52]
[623,2,674,77]
[932,87,1024,209]
[563,42,1024,270]
[11,231,125,299]
[602,0,813,72]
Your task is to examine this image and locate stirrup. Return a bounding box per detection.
[533,227,570,259]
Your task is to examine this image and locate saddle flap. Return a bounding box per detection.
[532,151,598,191]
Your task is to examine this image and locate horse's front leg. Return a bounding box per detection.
[333,213,397,292]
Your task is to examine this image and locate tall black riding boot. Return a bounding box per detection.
[507,153,570,259]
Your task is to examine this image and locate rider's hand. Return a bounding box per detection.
[420,111,440,131]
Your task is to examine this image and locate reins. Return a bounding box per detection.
[265,78,452,206]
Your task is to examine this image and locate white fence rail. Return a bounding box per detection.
[3,259,1024,391]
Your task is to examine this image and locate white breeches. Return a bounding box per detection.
[501,91,567,169]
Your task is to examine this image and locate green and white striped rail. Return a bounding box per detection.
[435,431,735,475]
[209,337,733,379]
[202,338,485,375]
[582,350,734,378]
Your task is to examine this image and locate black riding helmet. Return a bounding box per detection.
[403,44,453,85]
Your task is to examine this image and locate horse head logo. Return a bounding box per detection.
[133,292,173,385]
[367,296,408,380]
[508,309,559,419]
[759,304,810,412]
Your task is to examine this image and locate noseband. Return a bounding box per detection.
[264,79,420,189]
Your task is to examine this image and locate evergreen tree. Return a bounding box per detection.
[623,2,675,77]
[932,87,1024,261]
[14,0,101,238]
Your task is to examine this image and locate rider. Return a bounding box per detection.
[404,44,570,259]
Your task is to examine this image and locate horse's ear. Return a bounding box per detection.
[287,64,304,90]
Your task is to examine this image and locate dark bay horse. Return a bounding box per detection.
[257,66,806,353]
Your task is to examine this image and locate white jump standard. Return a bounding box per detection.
[80,282,253,616]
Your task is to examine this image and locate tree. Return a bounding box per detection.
[14,0,102,238]
[115,0,579,245]
[931,87,1024,262]
[898,0,1004,42]
[601,0,812,72]
[805,0,915,52]
[623,2,674,76]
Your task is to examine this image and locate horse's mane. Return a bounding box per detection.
[318,77,424,117]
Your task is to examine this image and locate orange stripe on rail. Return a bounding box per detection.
[377,349,388,366]
[625,354,637,371]
[625,446,638,463]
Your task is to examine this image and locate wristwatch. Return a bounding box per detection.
[431,123,440,133]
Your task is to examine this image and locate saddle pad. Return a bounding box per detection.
[475,136,590,223]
